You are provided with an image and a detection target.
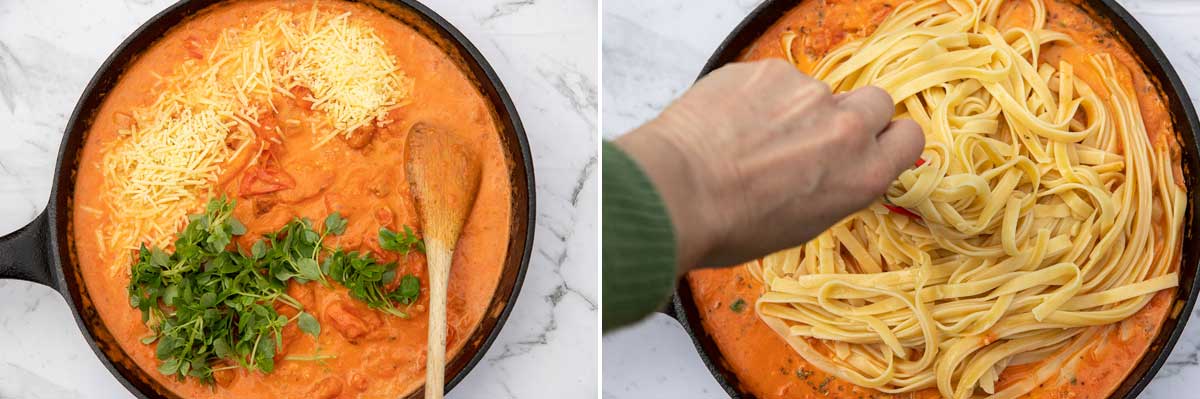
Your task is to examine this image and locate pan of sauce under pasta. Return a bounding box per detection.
[672,0,1200,398]
[0,0,534,398]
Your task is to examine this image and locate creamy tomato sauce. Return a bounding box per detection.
[688,0,1182,398]
[72,1,512,398]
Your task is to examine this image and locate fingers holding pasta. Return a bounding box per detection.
[613,59,924,271]
[872,118,926,190]
[835,85,895,136]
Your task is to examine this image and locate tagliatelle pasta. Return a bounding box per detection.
[747,0,1185,398]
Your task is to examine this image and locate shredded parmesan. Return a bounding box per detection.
[280,11,412,147]
[98,6,411,275]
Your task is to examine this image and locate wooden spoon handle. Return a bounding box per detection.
[425,239,451,399]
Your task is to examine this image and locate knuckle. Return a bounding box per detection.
[831,111,867,141]
[859,161,897,194]
[898,119,926,143]
[862,85,892,102]
[794,79,833,104]
[811,80,833,99]
[759,58,794,74]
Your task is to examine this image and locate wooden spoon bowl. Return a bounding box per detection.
[405,122,482,399]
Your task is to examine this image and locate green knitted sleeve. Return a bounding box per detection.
[602,141,679,331]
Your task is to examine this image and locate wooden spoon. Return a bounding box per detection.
[405,122,482,399]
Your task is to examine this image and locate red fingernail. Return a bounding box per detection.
[914,158,926,167]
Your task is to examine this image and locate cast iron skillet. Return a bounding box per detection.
[669,0,1200,397]
[0,0,534,398]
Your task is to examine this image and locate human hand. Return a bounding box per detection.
[615,59,924,272]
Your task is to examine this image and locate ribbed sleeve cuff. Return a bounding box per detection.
[602,141,678,331]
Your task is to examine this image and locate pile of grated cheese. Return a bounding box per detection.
[279,11,413,147]
[98,7,411,275]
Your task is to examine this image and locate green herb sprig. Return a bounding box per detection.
[379,225,425,254]
[325,226,425,317]
[127,197,424,384]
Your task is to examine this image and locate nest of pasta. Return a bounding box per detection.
[750,0,1185,398]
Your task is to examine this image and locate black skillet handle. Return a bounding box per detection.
[0,211,54,287]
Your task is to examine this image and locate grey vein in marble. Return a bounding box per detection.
[484,0,537,23]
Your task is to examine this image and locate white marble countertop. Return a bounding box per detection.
[601,0,1200,398]
[0,0,597,398]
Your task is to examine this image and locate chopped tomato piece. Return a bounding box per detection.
[255,112,280,139]
[113,112,136,131]
[309,377,343,399]
[184,35,204,59]
[291,86,315,110]
[325,301,381,343]
[883,203,921,219]
[374,206,394,227]
[238,164,295,196]
[348,374,369,391]
[343,124,376,149]
[212,364,237,388]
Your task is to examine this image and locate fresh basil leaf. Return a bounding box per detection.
[156,336,175,360]
[321,256,334,275]
[205,198,222,215]
[207,230,231,252]
[259,336,276,357]
[404,226,425,254]
[378,228,397,251]
[388,274,421,305]
[324,212,347,236]
[213,337,231,358]
[378,226,424,254]
[251,240,266,260]
[150,248,170,268]
[296,258,321,281]
[258,357,275,373]
[158,358,181,376]
[163,285,180,306]
[188,360,207,379]
[400,275,419,297]
[219,255,241,273]
[200,292,218,308]
[275,269,297,282]
[229,217,246,236]
[297,312,320,338]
